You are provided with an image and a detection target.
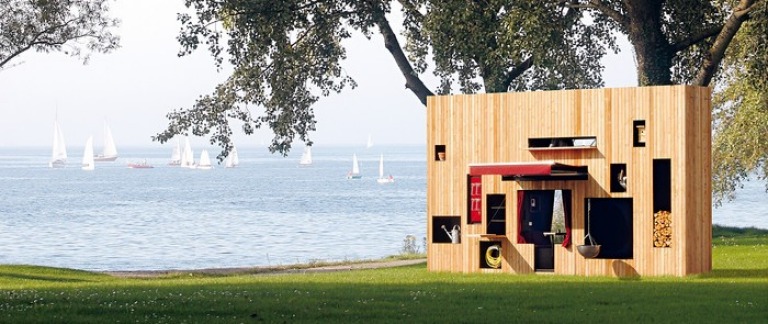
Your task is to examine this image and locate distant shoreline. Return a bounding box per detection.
[102,258,427,278]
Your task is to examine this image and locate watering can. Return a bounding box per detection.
[441,225,460,244]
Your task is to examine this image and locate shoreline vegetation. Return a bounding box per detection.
[0,225,765,322]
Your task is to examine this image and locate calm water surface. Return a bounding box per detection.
[0,145,426,271]
[0,145,764,271]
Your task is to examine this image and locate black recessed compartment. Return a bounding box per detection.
[432,216,461,244]
[486,194,506,235]
[480,241,503,269]
[584,198,633,259]
[653,159,671,212]
[435,145,446,161]
[528,136,597,149]
[633,120,646,147]
[610,163,628,192]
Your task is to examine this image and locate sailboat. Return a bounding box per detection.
[128,159,154,169]
[180,137,195,168]
[346,153,362,179]
[376,154,394,184]
[225,145,239,168]
[366,134,373,149]
[196,149,213,170]
[93,122,118,161]
[81,136,95,171]
[299,146,312,166]
[168,138,181,166]
[49,119,67,168]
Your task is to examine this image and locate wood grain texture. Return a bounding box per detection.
[426,86,712,277]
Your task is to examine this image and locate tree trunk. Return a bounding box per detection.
[624,0,674,86]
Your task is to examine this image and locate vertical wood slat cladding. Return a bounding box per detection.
[426,86,711,277]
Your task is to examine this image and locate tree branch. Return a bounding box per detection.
[670,25,724,53]
[693,0,757,86]
[371,7,433,106]
[502,56,534,90]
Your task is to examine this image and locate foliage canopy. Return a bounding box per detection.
[154,1,613,156]
[0,0,119,70]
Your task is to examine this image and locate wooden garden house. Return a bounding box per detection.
[426,85,712,277]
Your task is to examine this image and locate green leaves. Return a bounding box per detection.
[0,0,120,69]
[403,1,612,93]
[157,0,366,156]
[711,3,768,204]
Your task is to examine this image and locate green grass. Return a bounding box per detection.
[1,228,766,323]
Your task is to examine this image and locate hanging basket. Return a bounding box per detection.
[579,199,601,258]
[577,244,601,258]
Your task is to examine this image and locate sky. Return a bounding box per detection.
[0,1,637,153]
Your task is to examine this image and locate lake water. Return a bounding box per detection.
[0,145,765,271]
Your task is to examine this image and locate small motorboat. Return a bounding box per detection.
[128,160,154,169]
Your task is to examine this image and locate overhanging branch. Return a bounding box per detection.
[693,0,757,86]
[372,7,433,106]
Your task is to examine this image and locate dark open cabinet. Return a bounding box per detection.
[517,190,572,271]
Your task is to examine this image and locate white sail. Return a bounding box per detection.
[49,119,67,168]
[169,138,181,165]
[94,122,118,161]
[379,154,384,178]
[347,153,361,179]
[197,149,213,170]
[180,137,194,168]
[366,134,373,148]
[376,154,394,184]
[299,146,312,166]
[352,154,360,174]
[82,136,95,171]
[225,145,239,168]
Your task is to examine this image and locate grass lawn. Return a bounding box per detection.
[1,225,766,323]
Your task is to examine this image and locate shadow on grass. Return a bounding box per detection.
[0,265,106,283]
[0,271,91,283]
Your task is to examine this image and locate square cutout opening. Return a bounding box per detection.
[633,120,646,147]
[435,145,446,161]
[610,163,628,192]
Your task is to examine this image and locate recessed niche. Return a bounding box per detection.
[435,145,446,161]
[584,198,633,259]
[528,136,597,150]
[610,163,628,192]
[653,159,671,212]
[432,216,461,244]
[633,120,646,147]
[480,241,502,269]
[486,194,506,235]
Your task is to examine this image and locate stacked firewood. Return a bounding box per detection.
[653,210,672,247]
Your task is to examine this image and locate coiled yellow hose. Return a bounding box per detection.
[485,244,502,269]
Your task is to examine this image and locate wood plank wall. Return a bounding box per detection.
[426,85,712,277]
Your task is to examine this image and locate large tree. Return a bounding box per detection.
[0,0,120,70]
[153,1,613,157]
[565,0,762,87]
[565,0,767,204]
